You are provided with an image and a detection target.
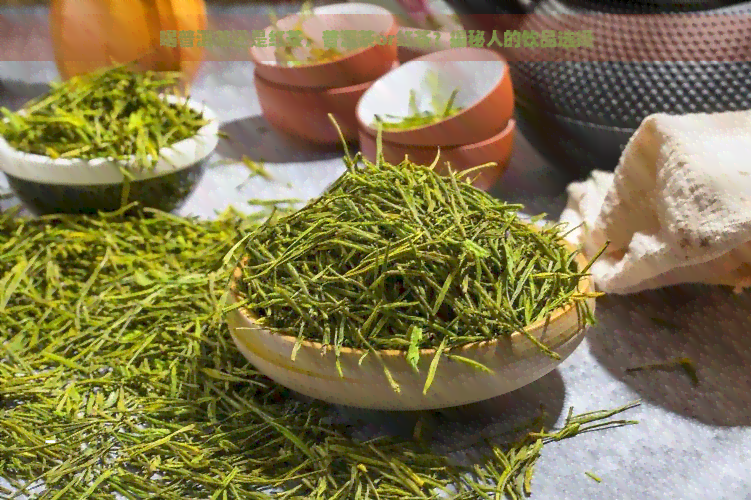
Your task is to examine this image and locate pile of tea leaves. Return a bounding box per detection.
[234,150,599,390]
[0,202,636,499]
[0,64,208,171]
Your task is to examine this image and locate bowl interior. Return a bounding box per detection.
[357,57,505,132]
[227,240,593,410]
[250,2,395,66]
[231,232,589,358]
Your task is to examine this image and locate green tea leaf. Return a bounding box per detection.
[446,354,494,374]
[406,325,423,372]
[422,338,447,395]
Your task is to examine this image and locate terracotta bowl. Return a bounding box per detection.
[226,240,594,411]
[0,96,218,215]
[255,64,398,145]
[356,47,514,147]
[250,2,399,89]
[358,119,515,191]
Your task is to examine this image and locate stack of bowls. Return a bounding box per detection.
[356,47,515,190]
[251,3,400,145]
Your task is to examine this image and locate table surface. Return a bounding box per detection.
[2,5,751,499]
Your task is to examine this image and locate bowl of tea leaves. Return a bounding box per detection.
[357,47,514,147]
[226,138,602,411]
[0,64,218,215]
[249,2,399,89]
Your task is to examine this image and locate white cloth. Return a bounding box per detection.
[560,111,751,295]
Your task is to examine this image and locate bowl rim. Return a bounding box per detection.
[253,67,384,94]
[249,2,398,71]
[355,47,510,139]
[359,117,516,152]
[228,230,593,358]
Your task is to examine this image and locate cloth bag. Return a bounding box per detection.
[560,111,751,295]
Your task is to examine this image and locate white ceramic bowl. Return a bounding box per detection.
[0,95,218,215]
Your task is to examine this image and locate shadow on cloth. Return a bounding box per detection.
[587,284,751,427]
[217,115,349,165]
[327,368,567,464]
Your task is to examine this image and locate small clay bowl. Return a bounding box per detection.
[226,241,594,411]
[357,47,514,147]
[255,63,397,145]
[250,2,399,89]
[0,96,218,215]
[359,119,516,191]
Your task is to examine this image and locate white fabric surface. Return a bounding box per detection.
[561,111,751,295]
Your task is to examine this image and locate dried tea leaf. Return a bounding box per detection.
[406,325,423,372]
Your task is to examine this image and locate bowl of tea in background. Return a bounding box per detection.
[250,2,399,89]
[0,67,219,215]
[356,47,514,147]
[356,47,515,190]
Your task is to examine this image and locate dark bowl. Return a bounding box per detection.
[443,0,751,177]
[0,96,218,215]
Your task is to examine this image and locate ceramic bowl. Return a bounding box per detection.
[0,96,218,215]
[226,240,595,411]
[255,64,397,145]
[356,47,514,147]
[359,119,515,191]
[250,2,399,89]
